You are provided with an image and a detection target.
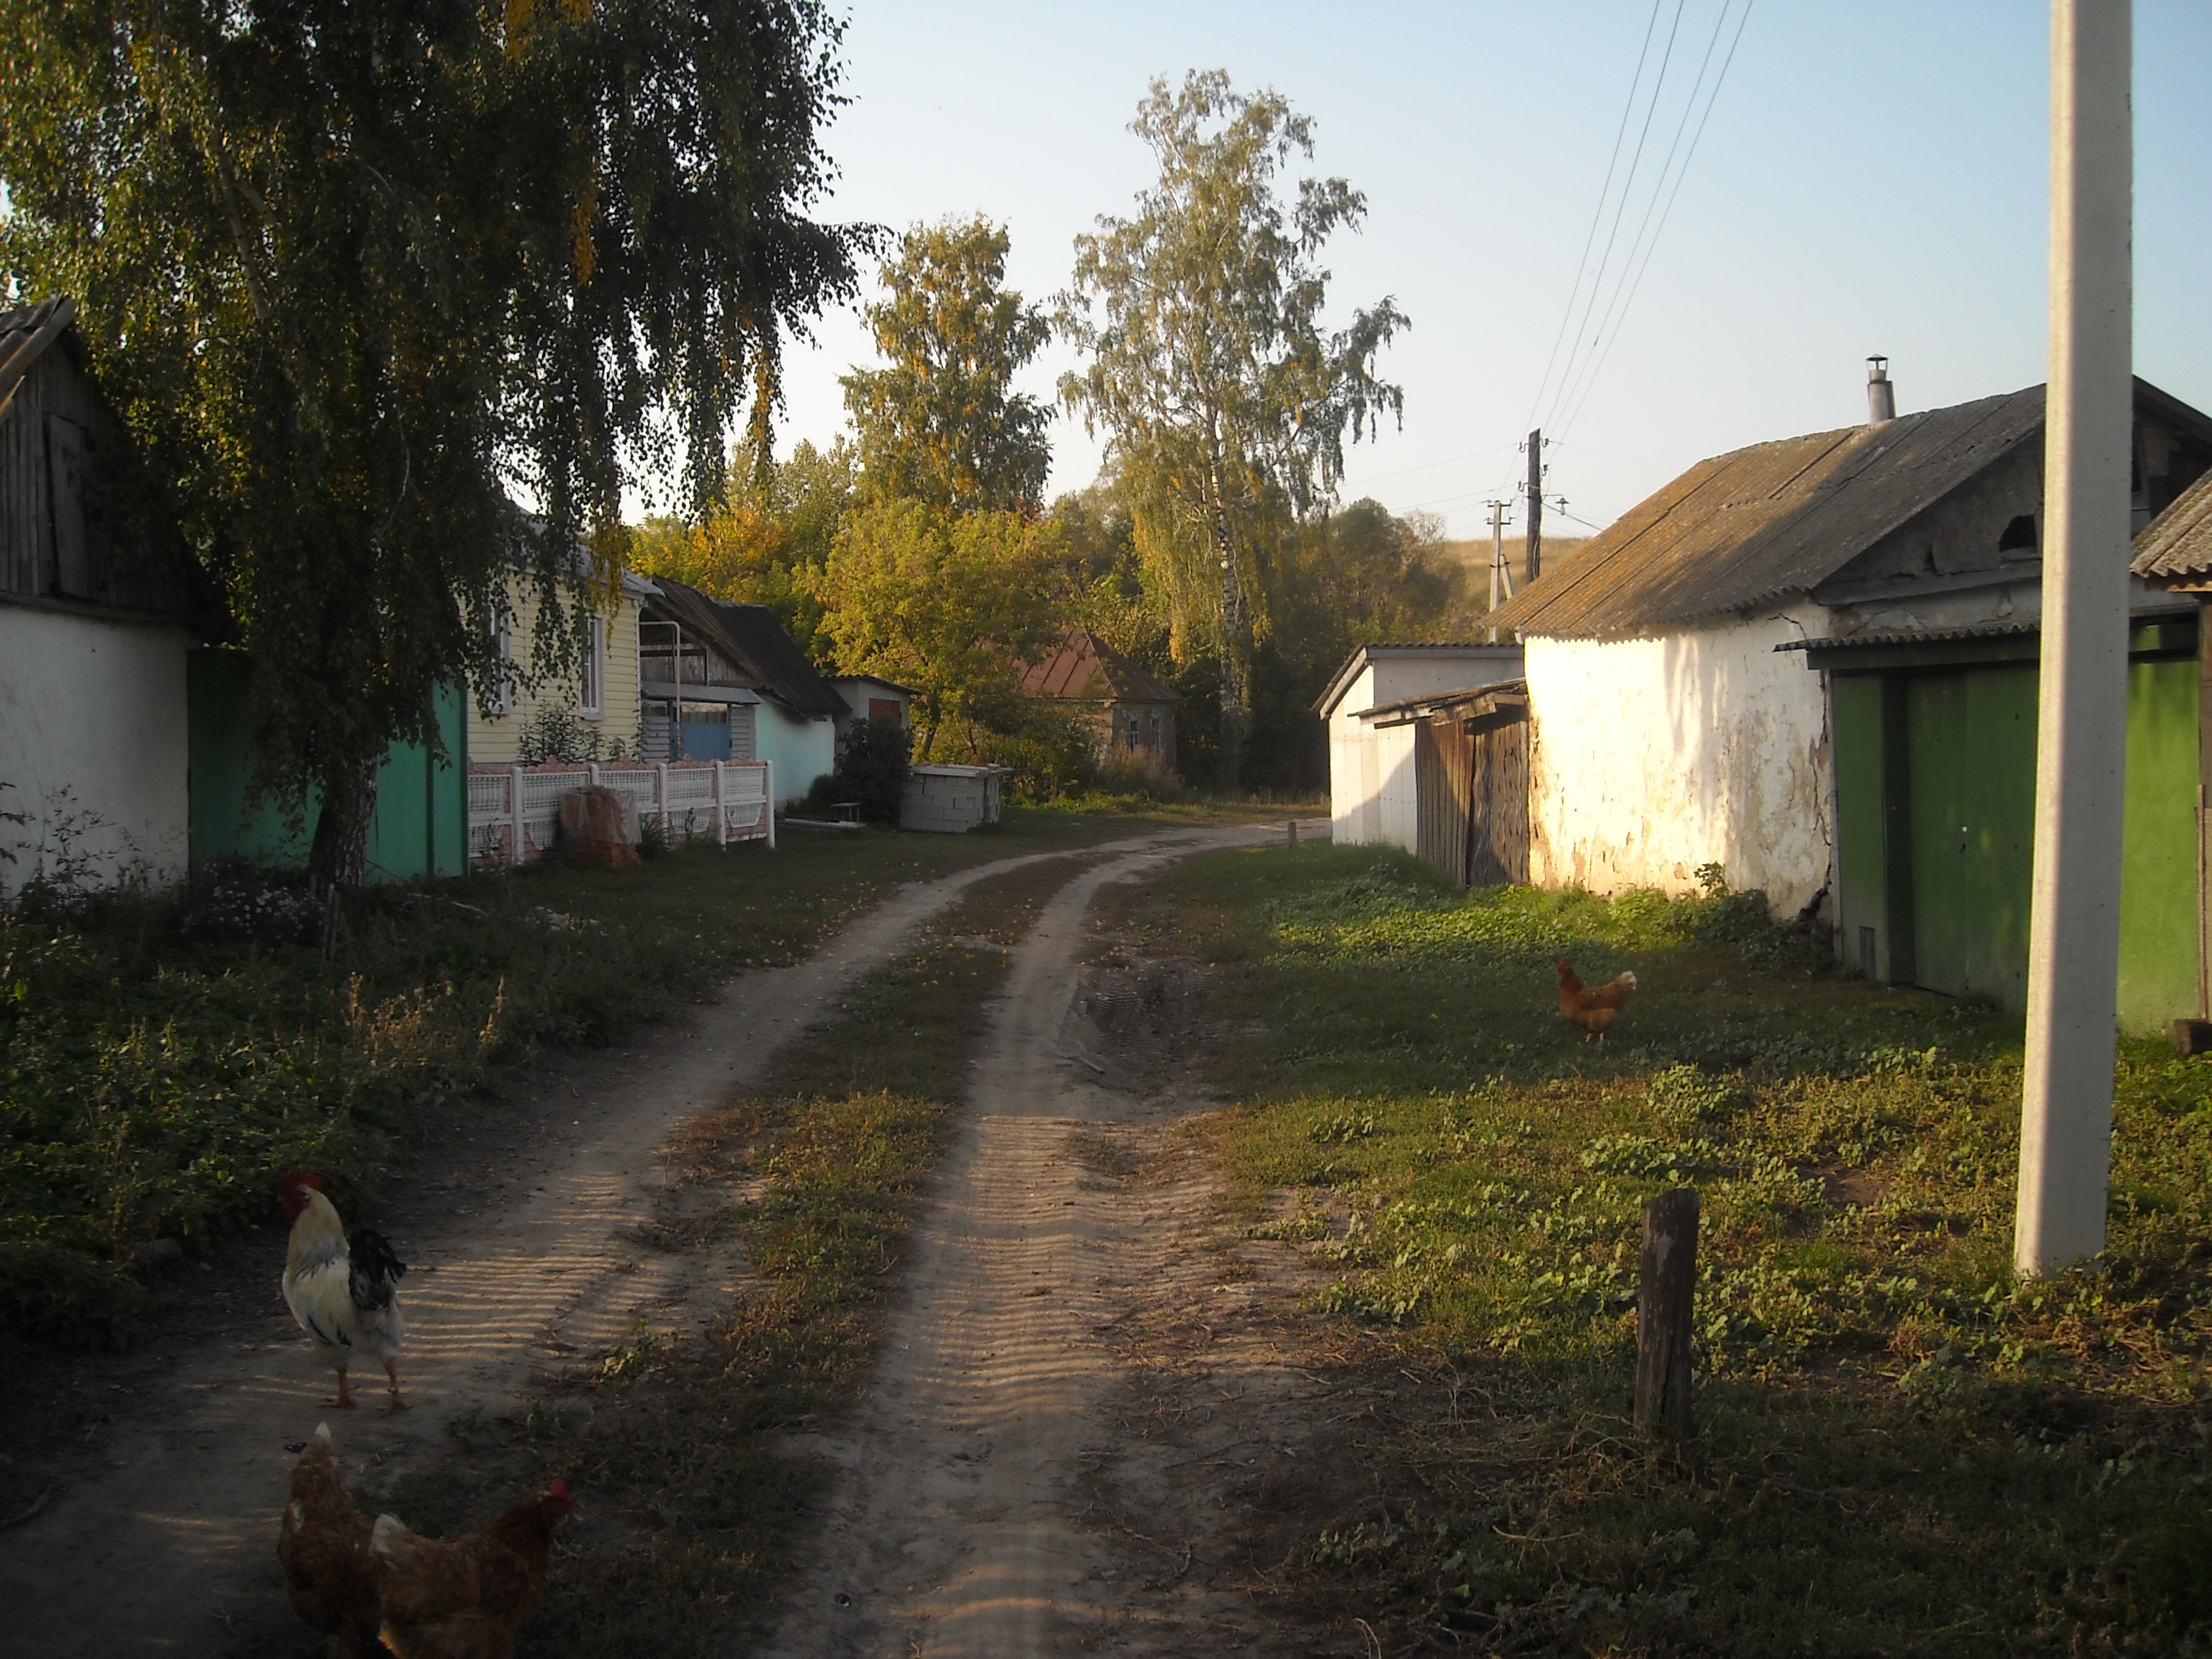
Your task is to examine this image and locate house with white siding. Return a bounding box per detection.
[1316,642,1524,851]
[467,566,653,765]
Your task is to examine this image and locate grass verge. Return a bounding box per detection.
[372,855,1082,1656]
[1128,842,2212,1656]
[0,809,1168,1344]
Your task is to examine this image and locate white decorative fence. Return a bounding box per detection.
[467,760,774,867]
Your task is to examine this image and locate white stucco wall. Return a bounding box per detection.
[0,604,191,895]
[1326,647,1524,850]
[756,702,835,804]
[1524,611,1834,917]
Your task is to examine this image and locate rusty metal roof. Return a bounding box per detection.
[2134,467,2212,583]
[1488,386,2055,639]
[1018,628,1179,703]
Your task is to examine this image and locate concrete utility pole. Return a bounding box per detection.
[1524,429,1545,585]
[2015,0,2133,1277]
[1485,498,1515,643]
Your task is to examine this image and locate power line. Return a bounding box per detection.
[1340,441,1520,492]
[1555,0,1755,439]
[1542,0,1691,434]
[1520,0,1667,436]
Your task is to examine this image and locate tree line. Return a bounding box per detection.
[635,71,1481,796]
[1,6,1479,883]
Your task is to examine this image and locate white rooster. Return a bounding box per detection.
[279,1169,408,1412]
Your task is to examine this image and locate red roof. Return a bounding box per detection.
[1017,628,1179,704]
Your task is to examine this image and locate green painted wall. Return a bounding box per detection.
[2118,656,2198,1030]
[1832,675,1888,980]
[188,652,467,882]
[1905,666,2038,1011]
[1827,640,2201,1033]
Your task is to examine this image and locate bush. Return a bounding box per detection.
[966,706,1098,801]
[832,716,911,824]
[1089,748,1189,803]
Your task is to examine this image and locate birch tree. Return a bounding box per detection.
[1058,71,1406,787]
[0,0,868,883]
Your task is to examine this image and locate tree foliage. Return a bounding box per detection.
[811,500,1065,760]
[842,217,1053,515]
[629,439,856,657]
[1058,70,1407,786]
[0,0,868,876]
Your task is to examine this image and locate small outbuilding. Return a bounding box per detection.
[1316,642,1526,853]
[1018,628,1179,770]
[900,763,1003,834]
[826,673,915,738]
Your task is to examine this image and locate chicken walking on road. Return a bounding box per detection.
[280,1169,409,1412]
[277,1423,382,1659]
[370,1480,577,1659]
[1557,958,1638,1042]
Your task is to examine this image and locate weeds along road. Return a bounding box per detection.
[1,822,1286,1659]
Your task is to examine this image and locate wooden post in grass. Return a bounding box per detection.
[1635,1187,1699,1442]
[1287,818,1298,849]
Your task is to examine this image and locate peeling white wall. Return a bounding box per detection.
[1326,648,1524,850]
[0,604,191,895]
[1524,611,1834,917]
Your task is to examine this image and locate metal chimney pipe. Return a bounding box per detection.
[1866,356,1897,424]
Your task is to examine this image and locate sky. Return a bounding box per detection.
[695,1,2212,544]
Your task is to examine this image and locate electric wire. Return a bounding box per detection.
[1519,0,1668,437]
[1539,0,1690,435]
[1550,0,1742,433]
[1555,0,1755,441]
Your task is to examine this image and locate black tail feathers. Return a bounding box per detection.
[346,1228,407,1312]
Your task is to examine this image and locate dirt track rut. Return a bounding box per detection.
[0,824,1277,1657]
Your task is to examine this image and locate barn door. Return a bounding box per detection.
[1415,717,1475,885]
[1465,709,1530,887]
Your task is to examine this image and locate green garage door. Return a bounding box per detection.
[1905,666,2038,1010]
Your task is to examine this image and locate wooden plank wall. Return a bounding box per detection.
[1413,709,1530,888]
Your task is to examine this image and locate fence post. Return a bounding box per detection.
[655,761,669,839]
[508,765,526,866]
[1635,1187,1699,1443]
[764,760,776,849]
[588,761,600,788]
[714,760,729,847]
[1287,818,1299,849]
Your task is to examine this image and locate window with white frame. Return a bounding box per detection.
[485,603,516,717]
[578,614,606,718]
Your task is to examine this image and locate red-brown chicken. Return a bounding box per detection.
[369,1480,577,1659]
[277,1423,382,1659]
[1557,958,1638,1041]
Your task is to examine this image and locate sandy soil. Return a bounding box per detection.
[0,824,1280,1658]
[757,824,1382,1658]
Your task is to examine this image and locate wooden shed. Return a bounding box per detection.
[1381,680,1532,888]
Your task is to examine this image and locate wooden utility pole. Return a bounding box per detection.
[1634,1187,1699,1442]
[1485,498,1515,643]
[1524,428,1545,585]
[2016,0,2132,1277]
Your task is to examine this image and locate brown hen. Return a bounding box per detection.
[277,1424,382,1659]
[370,1480,576,1659]
[1557,958,1638,1042]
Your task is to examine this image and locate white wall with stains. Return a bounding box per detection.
[1523,611,1835,917]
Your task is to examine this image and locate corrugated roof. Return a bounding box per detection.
[641,577,845,718]
[1488,387,2052,639]
[2134,467,2212,582]
[1774,622,2040,652]
[1313,641,1524,716]
[1018,628,1179,703]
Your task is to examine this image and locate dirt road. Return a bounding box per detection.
[1,824,1282,1658]
[759,828,1351,1657]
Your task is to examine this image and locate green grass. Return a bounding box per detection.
[0,810,1168,1344]
[1135,843,2212,1655]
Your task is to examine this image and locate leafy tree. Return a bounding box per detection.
[842,217,1053,514]
[812,500,1065,759]
[0,0,868,881]
[1058,71,1407,788]
[629,438,857,656]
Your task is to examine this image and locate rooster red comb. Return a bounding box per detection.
[278,1169,325,1197]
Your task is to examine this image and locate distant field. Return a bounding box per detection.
[1437,534,1591,590]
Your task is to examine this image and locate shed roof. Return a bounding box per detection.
[1488,379,2212,640]
[1018,628,1179,704]
[1313,641,1524,718]
[0,297,79,419]
[2134,467,2212,585]
[640,577,846,719]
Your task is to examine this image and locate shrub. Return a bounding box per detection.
[832,716,911,824]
